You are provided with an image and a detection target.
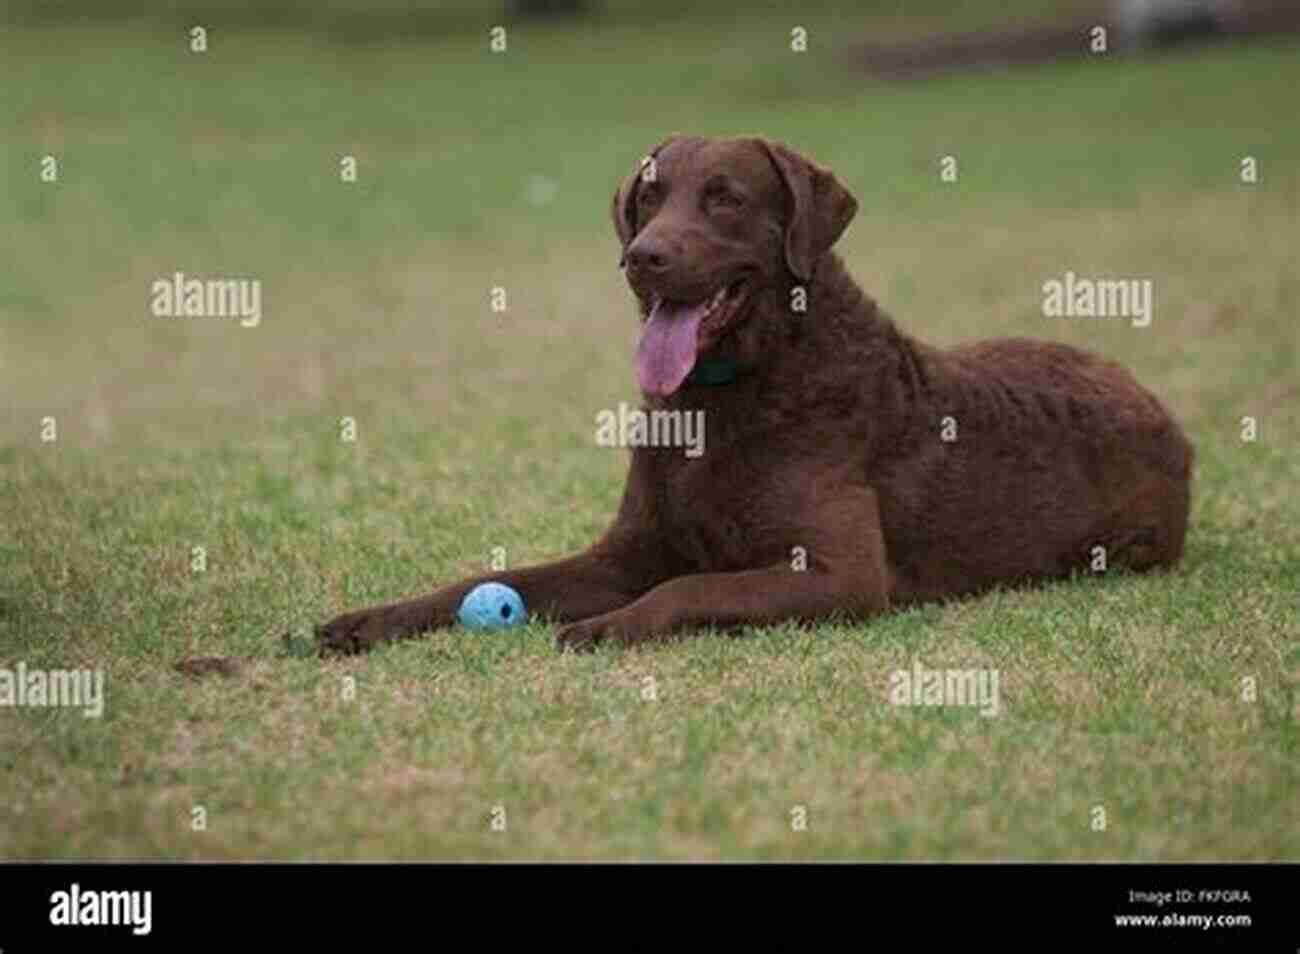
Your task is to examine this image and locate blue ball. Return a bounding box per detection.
[457,582,528,631]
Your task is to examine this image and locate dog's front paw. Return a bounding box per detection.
[555,617,607,653]
[556,611,659,653]
[315,607,399,655]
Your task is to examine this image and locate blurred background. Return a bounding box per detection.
[4,0,1297,450]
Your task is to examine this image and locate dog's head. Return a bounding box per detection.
[612,135,857,396]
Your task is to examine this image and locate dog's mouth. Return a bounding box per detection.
[636,276,752,396]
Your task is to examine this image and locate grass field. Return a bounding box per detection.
[1,3,1297,859]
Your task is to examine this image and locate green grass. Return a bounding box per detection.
[1,5,1297,859]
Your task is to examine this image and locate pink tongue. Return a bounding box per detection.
[636,299,706,396]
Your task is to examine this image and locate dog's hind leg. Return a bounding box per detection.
[1084,470,1190,573]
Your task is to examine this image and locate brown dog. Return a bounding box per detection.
[316,135,1192,653]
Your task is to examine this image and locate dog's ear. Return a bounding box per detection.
[612,134,682,262]
[757,139,858,282]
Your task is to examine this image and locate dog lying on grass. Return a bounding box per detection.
[316,135,1192,654]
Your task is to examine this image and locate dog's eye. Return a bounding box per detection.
[708,190,744,212]
[637,184,662,207]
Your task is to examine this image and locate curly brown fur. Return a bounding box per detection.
[316,135,1192,654]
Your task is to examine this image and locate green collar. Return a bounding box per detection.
[686,358,739,387]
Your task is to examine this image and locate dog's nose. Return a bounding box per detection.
[624,236,675,275]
